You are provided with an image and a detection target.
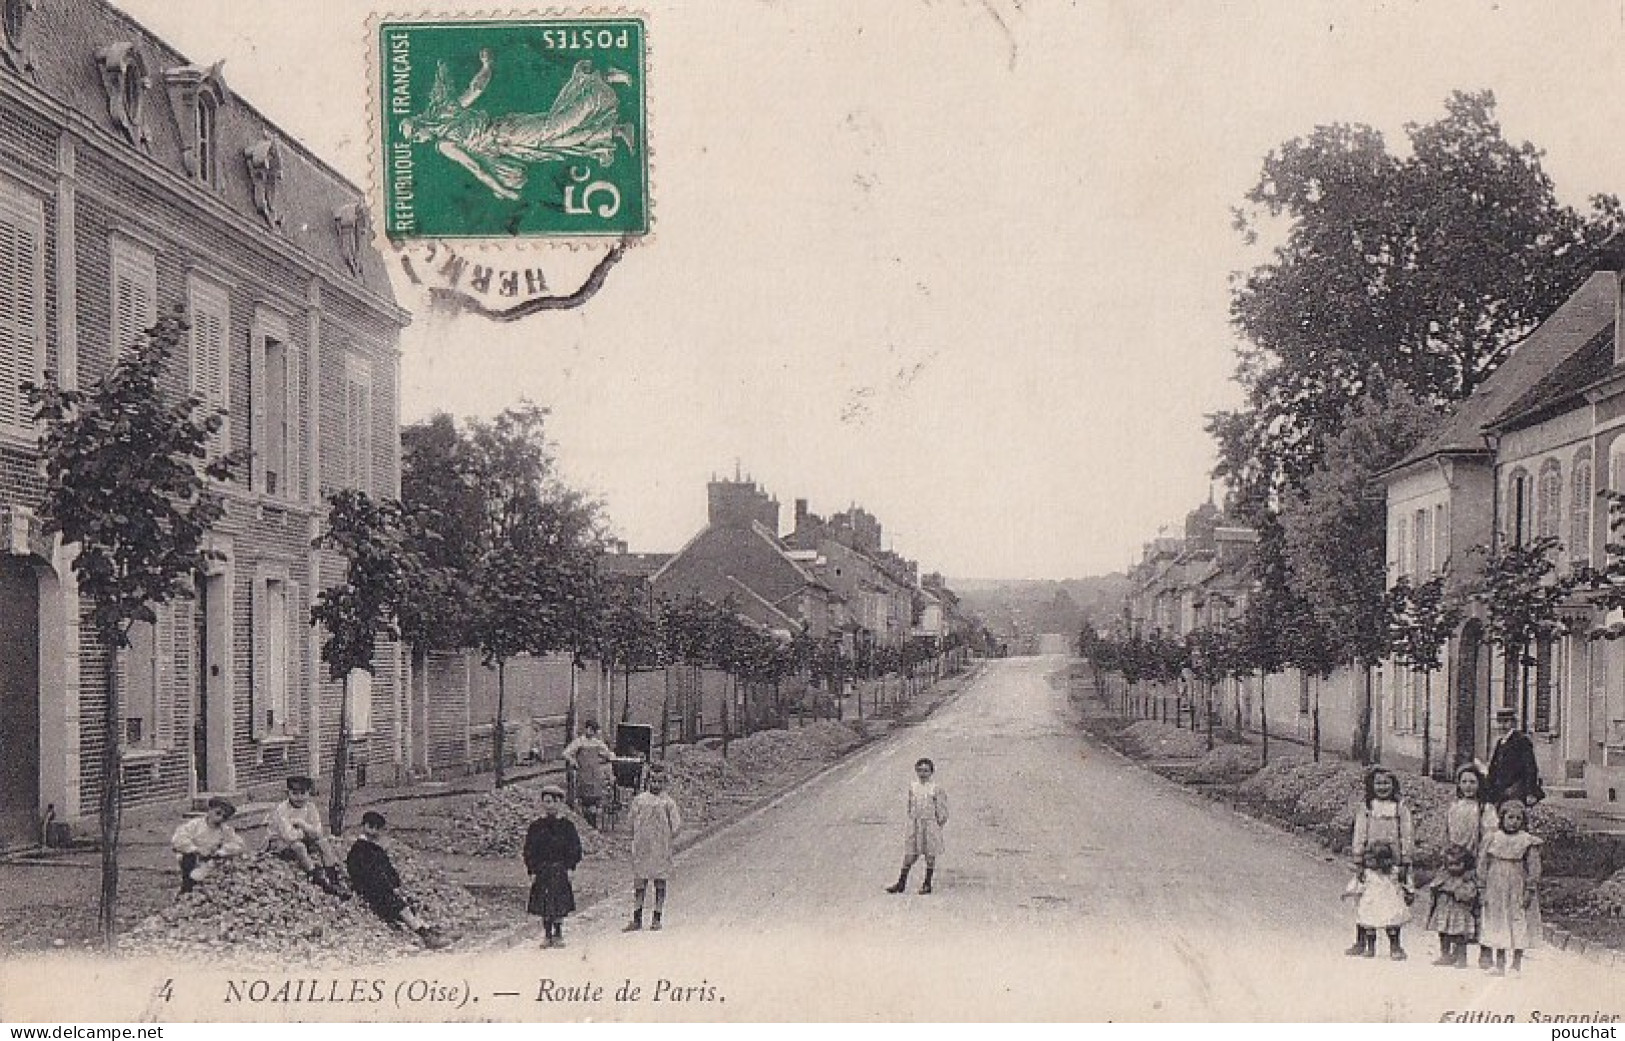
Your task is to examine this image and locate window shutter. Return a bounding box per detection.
[1534,637,1554,733]
[347,668,373,734]
[249,327,266,491]
[155,602,180,748]
[0,190,42,431]
[286,337,301,500]
[1394,517,1409,579]
[286,580,303,735]
[112,241,156,361]
[250,577,269,739]
[1571,459,1592,566]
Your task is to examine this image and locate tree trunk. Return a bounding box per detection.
[1312,675,1322,764]
[330,674,352,836]
[493,659,510,788]
[659,667,673,757]
[1260,673,1270,766]
[1206,678,1215,751]
[566,660,578,749]
[1351,665,1373,764]
[98,635,122,947]
[1422,668,1434,779]
[621,664,633,724]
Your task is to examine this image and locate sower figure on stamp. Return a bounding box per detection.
[563,720,613,830]
[624,765,682,932]
[525,784,584,948]
[347,812,450,949]
[401,50,636,202]
[170,797,246,896]
[886,758,948,895]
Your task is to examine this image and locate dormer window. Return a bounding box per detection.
[96,43,152,150]
[333,202,369,278]
[1,0,35,77]
[195,93,218,185]
[163,61,228,187]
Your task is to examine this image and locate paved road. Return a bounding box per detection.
[472,656,1621,1020]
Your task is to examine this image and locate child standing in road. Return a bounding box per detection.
[524,784,584,948]
[885,758,949,895]
[1423,844,1479,968]
[1344,842,1412,959]
[1477,800,1543,976]
[563,721,613,830]
[346,812,449,949]
[170,797,246,895]
[624,765,682,932]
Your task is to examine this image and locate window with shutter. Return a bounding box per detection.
[1534,635,1555,733]
[347,668,373,735]
[264,578,288,730]
[1508,469,1531,545]
[1538,459,1563,544]
[0,184,43,437]
[345,355,373,494]
[123,617,159,749]
[1571,455,1593,566]
[110,237,156,362]
[1413,508,1430,576]
[1394,516,1409,579]
[188,274,230,459]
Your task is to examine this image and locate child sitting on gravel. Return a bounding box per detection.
[170,797,246,895]
[625,766,682,932]
[347,812,448,949]
[266,776,347,897]
[524,785,583,949]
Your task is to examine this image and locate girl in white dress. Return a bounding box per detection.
[885,758,949,895]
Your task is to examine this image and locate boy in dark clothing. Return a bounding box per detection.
[347,811,448,949]
[524,785,583,949]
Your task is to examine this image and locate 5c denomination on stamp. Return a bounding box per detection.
[378,15,649,242]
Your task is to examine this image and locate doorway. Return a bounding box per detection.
[1452,619,1484,771]
[0,557,41,847]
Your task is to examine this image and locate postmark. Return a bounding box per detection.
[377,15,649,243]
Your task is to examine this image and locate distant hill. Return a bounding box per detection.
[949,575,1131,645]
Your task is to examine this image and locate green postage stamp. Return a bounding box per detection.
[378,16,649,241]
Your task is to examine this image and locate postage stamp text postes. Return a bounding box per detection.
[379,17,649,242]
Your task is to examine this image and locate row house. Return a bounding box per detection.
[786,497,916,649]
[0,0,405,847]
[1380,267,1625,804]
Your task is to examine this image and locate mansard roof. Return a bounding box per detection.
[11,0,396,305]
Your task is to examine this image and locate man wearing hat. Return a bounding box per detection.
[1485,708,1544,807]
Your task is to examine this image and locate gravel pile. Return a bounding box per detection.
[1117,720,1208,760]
[439,784,612,859]
[119,838,487,964]
[1186,744,1264,784]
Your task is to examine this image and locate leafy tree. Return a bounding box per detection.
[403,406,604,786]
[1185,626,1233,749]
[1384,574,1464,778]
[26,312,237,944]
[311,490,417,833]
[1211,90,1621,502]
[1473,536,1574,732]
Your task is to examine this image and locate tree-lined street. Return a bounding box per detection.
[419,656,1619,1021]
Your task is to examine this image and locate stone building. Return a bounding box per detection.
[0,0,405,846]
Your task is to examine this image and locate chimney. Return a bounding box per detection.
[795,498,809,530]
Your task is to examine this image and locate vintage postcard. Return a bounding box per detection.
[3,0,1625,1026]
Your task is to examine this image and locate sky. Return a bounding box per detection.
[118,0,1625,581]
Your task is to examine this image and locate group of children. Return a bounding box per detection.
[1344,763,1544,976]
[522,763,682,948]
[168,750,947,954]
[168,776,448,949]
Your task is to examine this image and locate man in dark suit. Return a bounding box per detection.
[1485,708,1544,806]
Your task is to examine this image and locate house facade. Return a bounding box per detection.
[1379,268,1625,800]
[0,0,405,847]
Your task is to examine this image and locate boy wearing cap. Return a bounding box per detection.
[347,811,449,949]
[523,784,583,948]
[266,775,347,896]
[624,766,682,932]
[170,797,247,895]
